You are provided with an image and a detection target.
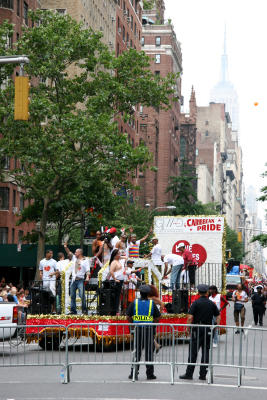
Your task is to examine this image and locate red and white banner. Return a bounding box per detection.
[154,216,225,265]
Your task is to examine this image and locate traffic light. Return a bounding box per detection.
[14,76,30,120]
[238,231,242,242]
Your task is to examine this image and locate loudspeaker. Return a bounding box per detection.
[172,289,188,313]
[30,287,53,315]
[98,288,117,316]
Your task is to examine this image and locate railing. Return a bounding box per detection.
[1,322,267,387]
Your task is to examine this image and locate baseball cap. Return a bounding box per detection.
[139,285,151,295]
[127,260,134,264]
[109,227,117,234]
[197,284,209,293]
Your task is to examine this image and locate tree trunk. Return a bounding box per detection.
[35,198,49,280]
[80,210,85,249]
[57,212,64,250]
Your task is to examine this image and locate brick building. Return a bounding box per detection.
[40,0,117,49]
[137,6,183,208]
[0,0,40,245]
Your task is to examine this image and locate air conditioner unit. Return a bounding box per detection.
[118,27,122,33]
[111,16,115,22]
[127,17,131,23]
[109,42,114,48]
[12,207,18,215]
[123,10,128,16]
[126,41,130,47]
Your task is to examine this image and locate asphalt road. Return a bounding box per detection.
[1,301,267,400]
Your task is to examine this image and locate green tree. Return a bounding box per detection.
[226,225,244,261]
[0,11,176,274]
[252,166,267,247]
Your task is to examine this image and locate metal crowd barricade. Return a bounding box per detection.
[0,324,67,380]
[1,322,267,387]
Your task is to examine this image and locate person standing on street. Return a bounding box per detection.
[127,285,161,380]
[209,285,229,347]
[179,284,220,381]
[251,285,266,326]
[163,253,184,290]
[64,243,90,315]
[232,283,248,333]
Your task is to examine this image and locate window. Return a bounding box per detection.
[0,0,14,9]
[0,187,9,210]
[56,9,66,15]
[196,148,199,156]
[23,1,28,26]
[12,228,15,244]
[18,230,24,243]
[205,130,209,136]
[180,137,187,160]
[205,120,209,125]
[0,228,8,244]
[13,190,16,207]
[19,192,24,211]
[131,15,133,30]
[155,54,161,64]
[122,25,125,41]
[16,0,19,15]
[141,36,144,46]
[1,156,10,170]
[155,71,160,76]
[155,36,161,46]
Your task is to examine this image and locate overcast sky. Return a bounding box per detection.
[165,0,267,227]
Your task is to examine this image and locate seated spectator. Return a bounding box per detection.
[10,287,18,304]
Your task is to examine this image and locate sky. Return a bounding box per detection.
[165,0,267,227]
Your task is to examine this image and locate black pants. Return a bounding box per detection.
[113,280,123,314]
[186,327,211,378]
[131,325,154,377]
[253,306,264,325]
[188,265,196,286]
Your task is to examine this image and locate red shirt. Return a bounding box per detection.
[181,249,196,267]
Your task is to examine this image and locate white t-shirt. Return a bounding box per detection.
[163,254,184,266]
[71,256,90,280]
[233,290,248,304]
[56,259,69,273]
[39,258,58,282]
[151,244,162,265]
[209,294,221,310]
[111,235,120,249]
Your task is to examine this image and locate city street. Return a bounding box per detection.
[1,302,267,400]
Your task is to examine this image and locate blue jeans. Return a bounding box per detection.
[70,279,86,314]
[170,264,183,289]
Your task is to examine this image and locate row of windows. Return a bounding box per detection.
[0,227,24,244]
[0,0,28,25]
[0,187,25,211]
[117,0,140,17]
[141,36,161,47]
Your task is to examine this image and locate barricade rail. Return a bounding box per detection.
[1,322,266,386]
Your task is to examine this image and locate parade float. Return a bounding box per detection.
[26,215,227,349]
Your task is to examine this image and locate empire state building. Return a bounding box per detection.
[210,28,239,132]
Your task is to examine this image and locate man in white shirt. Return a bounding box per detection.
[64,243,90,314]
[163,253,184,290]
[109,227,120,249]
[39,250,58,297]
[146,238,163,272]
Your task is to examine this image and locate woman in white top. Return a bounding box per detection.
[109,249,125,315]
[209,285,229,346]
[232,283,248,333]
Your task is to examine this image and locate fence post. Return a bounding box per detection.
[237,328,243,387]
[171,325,175,385]
[64,326,70,384]
[208,325,214,384]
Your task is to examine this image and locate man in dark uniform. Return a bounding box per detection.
[127,285,161,380]
[179,284,220,381]
[251,285,266,326]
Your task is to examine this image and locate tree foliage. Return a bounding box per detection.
[0,11,176,271]
[252,165,267,247]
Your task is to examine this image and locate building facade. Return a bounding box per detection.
[40,0,117,49]
[138,12,183,208]
[0,0,40,244]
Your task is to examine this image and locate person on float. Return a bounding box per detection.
[163,253,184,290]
[127,285,161,380]
[177,243,197,290]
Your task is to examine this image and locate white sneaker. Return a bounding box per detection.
[213,343,218,348]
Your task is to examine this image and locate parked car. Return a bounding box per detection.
[0,302,18,341]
